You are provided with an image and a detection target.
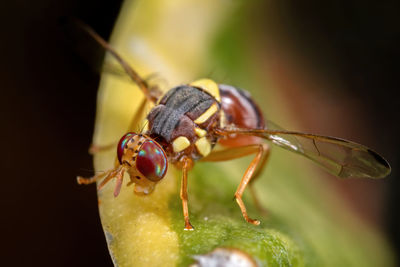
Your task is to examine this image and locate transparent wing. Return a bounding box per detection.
[217,123,391,179]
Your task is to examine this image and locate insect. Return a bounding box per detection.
[76,23,391,230]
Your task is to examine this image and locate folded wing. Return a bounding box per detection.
[216,123,391,179]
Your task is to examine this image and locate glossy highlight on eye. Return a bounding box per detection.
[136,140,168,181]
[117,132,136,164]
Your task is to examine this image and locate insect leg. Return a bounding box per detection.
[248,144,270,214]
[202,144,269,225]
[77,166,125,195]
[112,168,125,197]
[77,169,112,185]
[180,156,194,230]
[97,166,124,191]
[75,20,159,103]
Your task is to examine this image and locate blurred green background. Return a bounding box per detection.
[0,0,399,266]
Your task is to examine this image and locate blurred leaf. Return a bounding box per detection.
[90,0,394,266]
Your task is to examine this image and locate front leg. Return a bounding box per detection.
[180,157,194,230]
[77,166,125,197]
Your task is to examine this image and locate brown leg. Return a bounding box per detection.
[77,166,126,197]
[249,144,270,215]
[77,170,111,185]
[76,20,160,103]
[202,144,270,225]
[180,157,194,230]
[112,168,126,197]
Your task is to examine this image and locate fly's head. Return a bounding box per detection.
[117,132,168,195]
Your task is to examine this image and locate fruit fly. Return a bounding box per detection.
[76,23,391,230]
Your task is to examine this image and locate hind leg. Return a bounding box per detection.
[202,143,270,225]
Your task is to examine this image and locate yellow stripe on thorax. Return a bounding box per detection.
[194,103,218,124]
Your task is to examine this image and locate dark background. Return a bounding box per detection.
[0,1,122,266]
[0,1,398,266]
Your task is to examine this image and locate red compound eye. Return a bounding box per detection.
[117,132,136,164]
[136,140,168,182]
